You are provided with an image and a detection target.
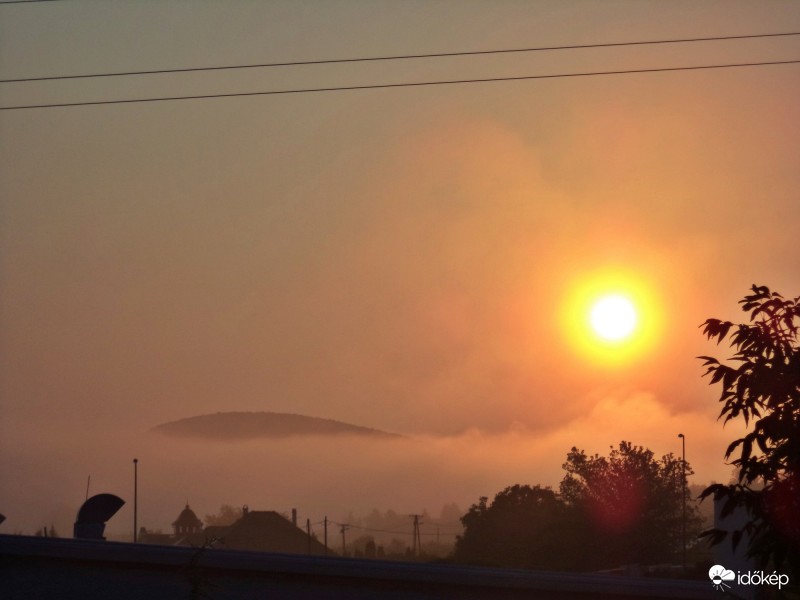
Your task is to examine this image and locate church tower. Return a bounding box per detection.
[172,504,203,536]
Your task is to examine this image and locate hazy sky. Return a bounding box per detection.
[1,1,799,537]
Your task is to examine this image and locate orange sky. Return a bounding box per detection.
[1,1,799,536]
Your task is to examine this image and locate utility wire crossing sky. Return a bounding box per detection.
[2,31,798,83]
[3,60,799,111]
[3,32,799,112]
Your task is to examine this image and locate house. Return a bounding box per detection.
[209,506,330,555]
[140,504,330,556]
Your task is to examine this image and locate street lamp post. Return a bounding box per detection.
[133,458,138,543]
[678,434,686,571]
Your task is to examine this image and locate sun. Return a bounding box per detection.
[590,294,637,342]
[559,268,662,367]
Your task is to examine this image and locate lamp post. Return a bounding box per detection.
[133,458,138,543]
[677,434,686,570]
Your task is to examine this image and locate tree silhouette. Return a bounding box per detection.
[203,504,242,527]
[455,485,576,570]
[455,442,702,572]
[698,284,800,579]
[560,441,701,569]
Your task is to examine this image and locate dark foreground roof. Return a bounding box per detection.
[1,534,715,600]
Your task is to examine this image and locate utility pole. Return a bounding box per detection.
[678,433,686,571]
[324,516,328,555]
[133,458,138,543]
[409,514,423,557]
[340,524,349,557]
[306,518,311,555]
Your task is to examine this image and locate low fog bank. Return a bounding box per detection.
[0,391,738,540]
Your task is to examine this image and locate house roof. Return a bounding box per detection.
[213,510,331,556]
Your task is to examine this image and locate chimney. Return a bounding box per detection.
[242,505,249,518]
[292,508,297,527]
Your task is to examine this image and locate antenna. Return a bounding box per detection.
[85,475,91,501]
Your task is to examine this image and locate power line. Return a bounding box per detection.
[2,58,798,112]
[2,31,798,84]
[327,520,475,538]
[0,0,67,4]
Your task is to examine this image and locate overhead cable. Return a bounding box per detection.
[1,32,798,84]
[2,59,798,111]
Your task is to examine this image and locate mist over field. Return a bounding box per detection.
[1,395,739,539]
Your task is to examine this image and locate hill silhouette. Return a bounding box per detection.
[152,411,401,441]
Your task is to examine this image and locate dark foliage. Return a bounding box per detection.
[454,485,578,570]
[455,441,702,572]
[698,285,800,580]
[560,441,702,569]
[204,504,242,527]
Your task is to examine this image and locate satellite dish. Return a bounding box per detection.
[74,493,125,540]
[0,513,5,525]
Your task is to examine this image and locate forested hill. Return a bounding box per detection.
[152,411,401,441]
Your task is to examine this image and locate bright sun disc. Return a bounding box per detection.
[560,268,662,367]
[590,295,637,341]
